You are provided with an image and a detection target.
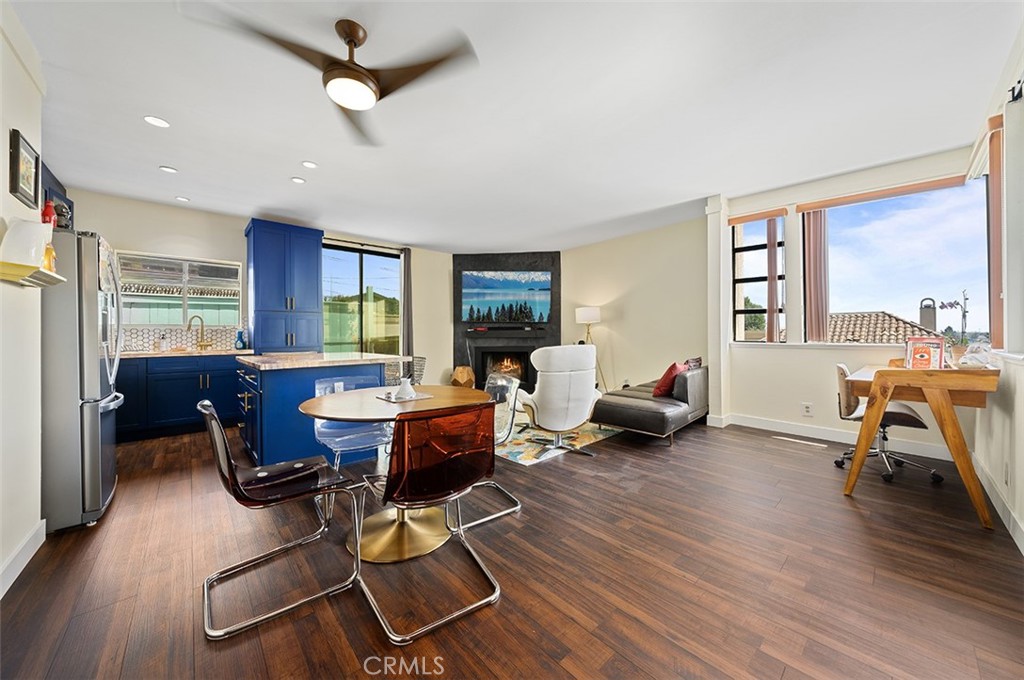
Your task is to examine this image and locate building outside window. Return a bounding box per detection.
[322,245,402,353]
[732,217,785,342]
[809,178,989,344]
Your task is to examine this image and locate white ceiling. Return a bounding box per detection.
[11,1,1023,253]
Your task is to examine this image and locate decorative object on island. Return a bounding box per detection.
[9,129,40,209]
[451,365,475,388]
[575,306,607,391]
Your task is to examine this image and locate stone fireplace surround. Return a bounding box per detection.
[453,251,561,391]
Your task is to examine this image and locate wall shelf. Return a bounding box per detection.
[0,261,66,288]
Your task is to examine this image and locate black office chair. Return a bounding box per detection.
[197,400,362,640]
[833,364,943,483]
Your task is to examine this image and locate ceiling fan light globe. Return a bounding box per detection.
[323,68,379,111]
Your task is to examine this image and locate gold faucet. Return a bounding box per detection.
[186,315,213,351]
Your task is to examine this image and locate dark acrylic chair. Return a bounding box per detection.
[197,400,363,640]
[358,402,501,645]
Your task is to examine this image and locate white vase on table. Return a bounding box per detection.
[396,377,416,399]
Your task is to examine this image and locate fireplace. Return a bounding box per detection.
[473,346,535,391]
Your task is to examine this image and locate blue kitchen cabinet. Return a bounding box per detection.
[241,362,384,466]
[246,219,324,353]
[115,358,147,433]
[251,311,323,353]
[118,355,243,438]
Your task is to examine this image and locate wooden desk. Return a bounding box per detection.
[844,366,1000,528]
[299,385,492,562]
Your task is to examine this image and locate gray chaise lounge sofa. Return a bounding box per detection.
[590,366,709,443]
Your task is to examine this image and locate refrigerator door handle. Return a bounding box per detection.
[98,392,124,414]
[108,255,125,387]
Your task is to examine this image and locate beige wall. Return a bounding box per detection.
[0,0,46,594]
[561,217,708,390]
[408,247,453,385]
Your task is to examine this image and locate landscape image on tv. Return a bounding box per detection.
[462,271,551,323]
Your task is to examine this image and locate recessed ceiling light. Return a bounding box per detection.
[175,196,190,202]
[301,160,318,169]
[159,165,178,173]
[143,115,170,128]
[291,176,306,184]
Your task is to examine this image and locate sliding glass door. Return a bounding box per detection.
[323,245,402,354]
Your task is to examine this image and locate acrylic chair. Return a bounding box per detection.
[833,363,943,483]
[313,376,393,468]
[197,400,362,640]
[358,402,500,645]
[458,372,524,530]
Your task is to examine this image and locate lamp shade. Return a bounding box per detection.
[575,306,601,324]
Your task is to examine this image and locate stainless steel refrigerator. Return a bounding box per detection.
[41,229,124,531]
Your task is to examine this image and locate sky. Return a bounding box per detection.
[827,178,989,333]
[323,250,400,299]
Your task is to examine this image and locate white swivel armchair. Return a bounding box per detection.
[518,344,603,458]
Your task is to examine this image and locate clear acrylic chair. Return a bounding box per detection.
[314,376,393,469]
[459,373,523,530]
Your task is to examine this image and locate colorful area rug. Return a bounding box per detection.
[496,421,621,466]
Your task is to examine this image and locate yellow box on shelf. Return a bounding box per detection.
[0,260,66,287]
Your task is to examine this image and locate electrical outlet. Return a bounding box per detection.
[801,402,814,417]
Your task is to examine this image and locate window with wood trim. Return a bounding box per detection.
[800,177,989,345]
[732,217,785,342]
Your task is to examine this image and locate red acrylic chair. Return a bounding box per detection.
[197,400,362,640]
[358,402,501,645]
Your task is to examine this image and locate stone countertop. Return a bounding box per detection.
[235,352,411,371]
[121,348,255,359]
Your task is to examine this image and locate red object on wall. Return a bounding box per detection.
[41,199,56,225]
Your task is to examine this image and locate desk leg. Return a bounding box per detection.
[922,387,993,529]
[844,378,893,496]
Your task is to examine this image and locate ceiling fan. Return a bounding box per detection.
[235,17,475,144]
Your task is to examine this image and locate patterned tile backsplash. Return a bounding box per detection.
[123,326,248,352]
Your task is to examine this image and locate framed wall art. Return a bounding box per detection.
[9,129,40,209]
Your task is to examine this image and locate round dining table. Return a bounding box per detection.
[298,384,492,563]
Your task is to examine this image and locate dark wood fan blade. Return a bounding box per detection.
[337,105,378,146]
[232,19,339,71]
[368,36,475,99]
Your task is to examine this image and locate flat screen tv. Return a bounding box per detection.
[462,271,551,323]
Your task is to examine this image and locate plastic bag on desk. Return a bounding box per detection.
[958,342,994,367]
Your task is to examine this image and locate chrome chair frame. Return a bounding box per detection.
[357,489,500,646]
[198,401,365,640]
[464,373,525,529]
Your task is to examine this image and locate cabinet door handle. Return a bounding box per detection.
[199,374,203,389]
[206,374,211,389]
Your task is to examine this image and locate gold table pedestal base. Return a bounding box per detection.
[346,507,451,563]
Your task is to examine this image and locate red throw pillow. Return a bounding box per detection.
[653,362,686,397]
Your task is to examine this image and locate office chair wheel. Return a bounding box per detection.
[834,459,845,469]
[881,472,894,483]
[930,472,944,484]
[893,459,905,467]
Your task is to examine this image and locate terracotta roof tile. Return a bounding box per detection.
[827,311,944,344]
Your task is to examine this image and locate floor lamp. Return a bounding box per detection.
[575,306,607,391]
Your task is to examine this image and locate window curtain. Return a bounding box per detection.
[765,217,779,343]
[803,210,829,342]
[401,248,413,356]
[987,125,1004,349]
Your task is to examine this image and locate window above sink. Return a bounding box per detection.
[117,251,241,327]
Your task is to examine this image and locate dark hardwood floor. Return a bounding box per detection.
[3,424,1023,679]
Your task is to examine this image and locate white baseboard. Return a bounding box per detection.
[707,414,732,428]
[722,413,954,461]
[1,520,45,598]
[973,459,1024,556]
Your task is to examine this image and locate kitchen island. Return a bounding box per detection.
[235,352,410,466]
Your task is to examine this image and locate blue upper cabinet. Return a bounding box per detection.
[246,219,324,353]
